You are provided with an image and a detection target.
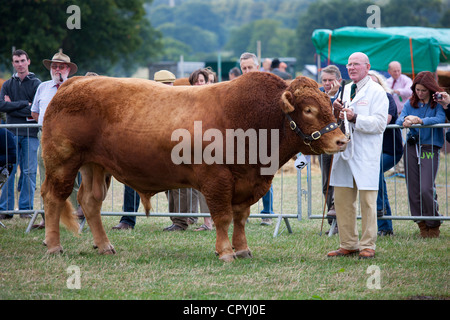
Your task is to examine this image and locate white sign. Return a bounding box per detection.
[294,153,309,170]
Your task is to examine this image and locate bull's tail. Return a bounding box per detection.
[60,200,80,235]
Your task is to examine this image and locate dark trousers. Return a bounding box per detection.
[405,144,441,228]
[169,188,198,229]
[119,185,140,227]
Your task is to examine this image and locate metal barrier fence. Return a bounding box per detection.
[304,123,450,236]
[0,123,448,237]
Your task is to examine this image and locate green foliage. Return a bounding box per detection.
[226,19,295,58]
[148,0,313,61]
[0,0,162,78]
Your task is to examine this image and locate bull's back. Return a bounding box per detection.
[42,74,287,191]
[43,77,226,188]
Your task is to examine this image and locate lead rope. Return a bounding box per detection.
[340,110,354,160]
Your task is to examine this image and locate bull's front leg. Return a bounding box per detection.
[232,206,252,259]
[212,211,235,262]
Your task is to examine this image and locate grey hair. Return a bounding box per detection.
[239,52,258,67]
[320,65,341,81]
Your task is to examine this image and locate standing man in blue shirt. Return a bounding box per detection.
[0,49,41,220]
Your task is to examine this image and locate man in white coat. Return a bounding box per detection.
[327,52,388,259]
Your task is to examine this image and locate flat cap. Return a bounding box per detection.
[154,70,176,82]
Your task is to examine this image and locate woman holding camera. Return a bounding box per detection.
[396,71,446,238]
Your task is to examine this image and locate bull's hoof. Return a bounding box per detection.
[235,249,253,259]
[219,253,236,262]
[46,245,63,254]
[98,244,116,255]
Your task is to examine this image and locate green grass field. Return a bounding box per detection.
[0,156,448,301]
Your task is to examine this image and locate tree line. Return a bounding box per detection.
[1,0,449,78]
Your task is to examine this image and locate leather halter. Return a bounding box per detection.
[285,113,338,147]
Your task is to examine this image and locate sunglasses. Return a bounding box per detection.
[51,64,68,70]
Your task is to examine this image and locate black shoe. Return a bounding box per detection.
[377,230,394,236]
[0,214,13,220]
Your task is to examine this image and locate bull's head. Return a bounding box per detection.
[280,76,347,154]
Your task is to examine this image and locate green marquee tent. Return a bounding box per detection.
[312,26,450,76]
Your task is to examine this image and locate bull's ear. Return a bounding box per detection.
[280,91,295,113]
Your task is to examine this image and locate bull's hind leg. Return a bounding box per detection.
[232,206,252,259]
[41,171,79,254]
[78,164,115,254]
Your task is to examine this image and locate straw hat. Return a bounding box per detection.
[154,70,176,83]
[43,49,78,76]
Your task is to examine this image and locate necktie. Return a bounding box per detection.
[391,79,396,89]
[350,83,357,101]
[55,84,60,89]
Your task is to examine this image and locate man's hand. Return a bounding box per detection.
[31,112,39,122]
[327,79,341,97]
[4,95,11,102]
[339,108,356,122]
[332,98,343,120]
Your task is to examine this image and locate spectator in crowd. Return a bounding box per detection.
[328,52,388,259]
[396,71,446,238]
[385,61,413,115]
[385,61,413,175]
[30,49,79,229]
[239,52,275,225]
[239,52,260,74]
[368,70,403,236]
[0,49,41,220]
[228,67,241,80]
[318,65,342,234]
[193,68,217,231]
[204,67,217,84]
[189,69,208,86]
[270,58,291,80]
[279,62,288,73]
[261,58,272,72]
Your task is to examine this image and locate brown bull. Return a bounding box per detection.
[41,72,347,262]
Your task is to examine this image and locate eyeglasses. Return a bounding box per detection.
[346,63,367,68]
[51,64,68,70]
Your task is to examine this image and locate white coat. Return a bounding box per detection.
[330,77,389,190]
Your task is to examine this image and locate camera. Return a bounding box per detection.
[434,93,442,100]
[407,134,419,146]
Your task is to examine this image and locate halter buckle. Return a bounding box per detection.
[289,121,297,130]
[311,131,321,140]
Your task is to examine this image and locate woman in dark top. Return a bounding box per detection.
[368,71,403,236]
